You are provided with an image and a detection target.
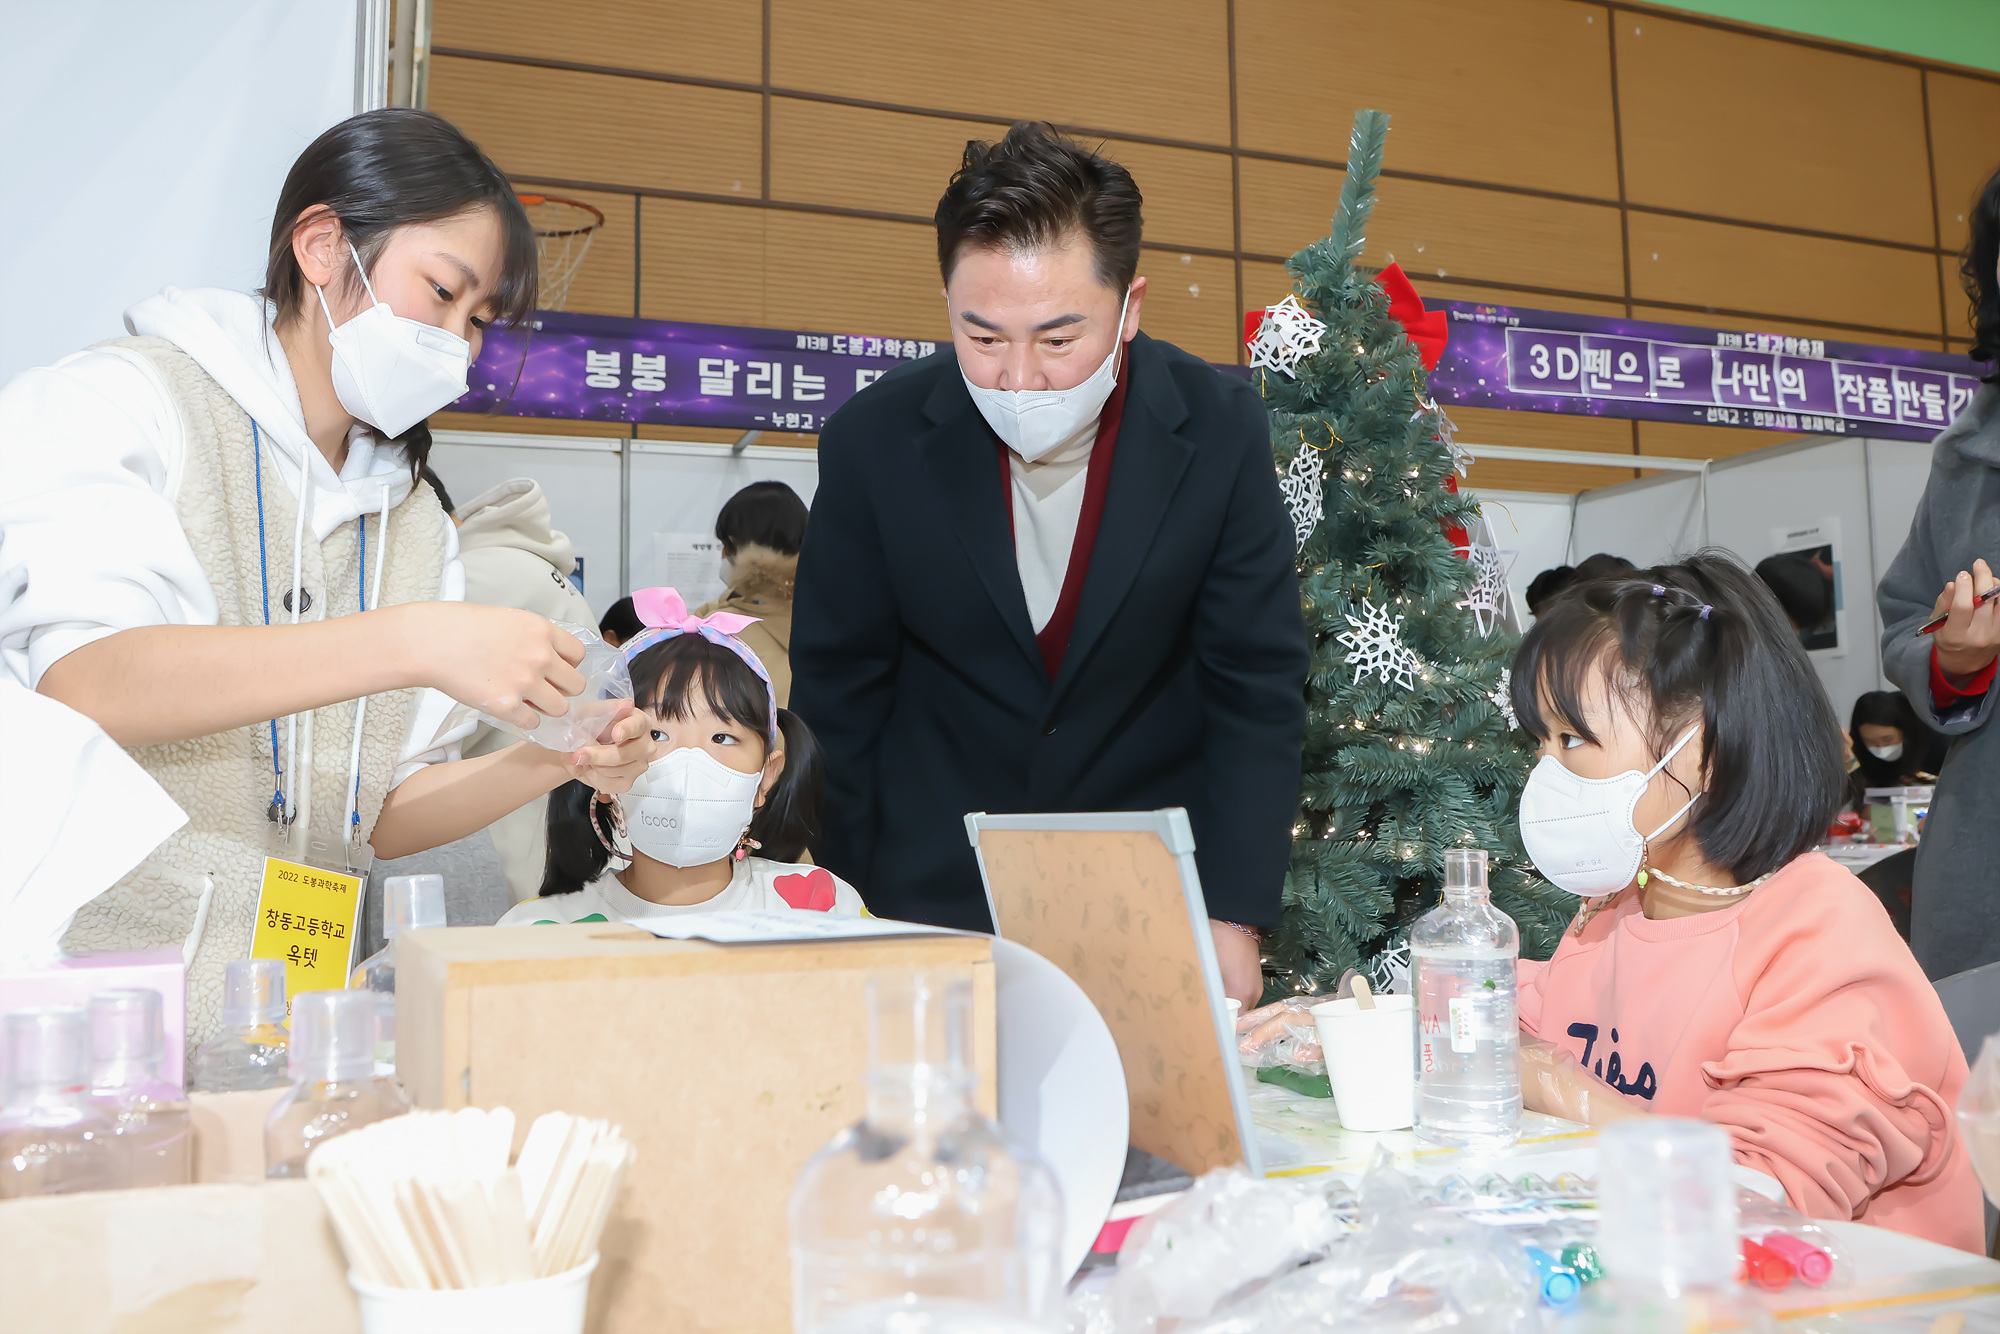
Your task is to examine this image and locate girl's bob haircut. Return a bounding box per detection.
[1510,549,1847,883]
[541,632,823,896]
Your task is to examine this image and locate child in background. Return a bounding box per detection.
[694,480,807,705]
[499,587,864,926]
[1509,552,1981,1251]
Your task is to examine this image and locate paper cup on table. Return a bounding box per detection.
[1310,995,1416,1131]
[350,1255,597,1334]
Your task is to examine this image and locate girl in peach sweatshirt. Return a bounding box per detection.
[1509,553,1981,1251]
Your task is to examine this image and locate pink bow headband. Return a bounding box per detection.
[620,586,778,743]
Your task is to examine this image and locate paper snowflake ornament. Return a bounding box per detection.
[1491,668,1519,730]
[1337,600,1424,692]
[1423,396,1471,476]
[1456,537,1513,638]
[1279,445,1324,550]
[1370,940,1412,997]
[1247,295,1327,379]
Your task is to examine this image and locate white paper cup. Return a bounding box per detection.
[1310,995,1416,1131]
[350,1254,598,1334]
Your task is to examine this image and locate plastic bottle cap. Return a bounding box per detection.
[221,959,288,1030]
[383,874,446,939]
[4,1006,90,1100]
[1759,1231,1832,1286]
[288,990,378,1084]
[1443,847,1490,892]
[88,989,165,1082]
[1525,1245,1582,1305]
[1596,1118,1740,1294]
[1739,1238,1794,1291]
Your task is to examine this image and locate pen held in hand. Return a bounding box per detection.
[1919,582,2000,635]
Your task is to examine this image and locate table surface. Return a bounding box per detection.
[1245,1075,2000,1328]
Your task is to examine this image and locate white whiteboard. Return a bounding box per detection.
[0,0,359,383]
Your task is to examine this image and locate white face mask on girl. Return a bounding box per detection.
[1516,727,1704,897]
[622,746,763,868]
[315,242,472,438]
[960,286,1131,463]
[1866,742,1904,762]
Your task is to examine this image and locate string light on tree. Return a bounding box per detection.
[1246,294,1327,379]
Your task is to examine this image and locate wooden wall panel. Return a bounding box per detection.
[1136,253,1239,364]
[430,55,761,197]
[764,213,948,340]
[1626,213,1940,336]
[430,0,761,83]
[768,0,1232,145]
[1928,72,2000,254]
[1636,419,1798,462]
[638,198,766,327]
[1235,0,1619,198]
[1239,159,1624,297]
[1098,140,1236,253]
[770,102,984,219]
[1616,14,1933,245]
[534,188,635,319]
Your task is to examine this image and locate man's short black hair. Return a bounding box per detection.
[934,121,1143,293]
[715,481,808,557]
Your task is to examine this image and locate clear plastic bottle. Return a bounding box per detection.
[1413,847,1522,1148]
[0,1007,116,1198]
[87,989,192,1188]
[348,873,445,1079]
[264,989,408,1178]
[189,959,291,1094]
[1555,1119,1774,1333]
[788,974,1064,1334]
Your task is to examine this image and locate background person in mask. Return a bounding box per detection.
[0,110,650,1047]
[790,122,1309,1006]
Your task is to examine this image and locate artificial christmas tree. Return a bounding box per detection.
[1251,108,1569,1001]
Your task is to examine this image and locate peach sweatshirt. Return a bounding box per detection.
[1518,852,1983,1251]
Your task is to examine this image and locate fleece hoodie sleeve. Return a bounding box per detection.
[1702,876,1966,1225]
[0,348,212,690]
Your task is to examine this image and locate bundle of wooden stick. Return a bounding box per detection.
[307,1107,634,1288]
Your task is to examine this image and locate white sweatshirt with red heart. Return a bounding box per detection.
[496,856,865,926]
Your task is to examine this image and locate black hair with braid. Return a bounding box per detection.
[540,633,823,896]
[1510,549,1847,883]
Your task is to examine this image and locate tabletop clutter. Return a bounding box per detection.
[4,839,2000,1333]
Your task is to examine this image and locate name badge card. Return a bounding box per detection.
[251,856,363,999]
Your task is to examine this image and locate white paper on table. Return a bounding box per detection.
[649,532,727,606]
[634,911,960,944]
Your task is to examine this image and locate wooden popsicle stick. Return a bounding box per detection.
[571,1142,633,1274]
[439,1177,505,1288]
[397,1178,462,1289]
[1351,975,1376,1011]
[489,1171,539,1285]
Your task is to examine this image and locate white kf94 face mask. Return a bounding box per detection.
[960,286,1131,463]
[623,746,763,868]
[315,243,473,438]
[1517,727,1704,897]
[1866,742,1904,762]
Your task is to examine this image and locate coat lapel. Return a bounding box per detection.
[1050,334,1195,699]
[917,371,1044,672]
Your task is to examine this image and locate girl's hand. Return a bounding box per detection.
[1931,558,2000,681]
[402,603,586,729]
[563,706,653,794]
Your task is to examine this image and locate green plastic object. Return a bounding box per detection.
[1561,1241,1604,1285]
[1257,1065,1335,1099]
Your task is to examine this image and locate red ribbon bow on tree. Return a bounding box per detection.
[1374,262,1447,371]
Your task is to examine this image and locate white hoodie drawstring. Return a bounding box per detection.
[281,461,313,829]
[342,489,392,865]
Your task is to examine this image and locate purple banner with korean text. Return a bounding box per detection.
[1428,299,1986,443]
[451,311,942,433]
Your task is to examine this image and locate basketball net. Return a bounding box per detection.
[518,195,605,312]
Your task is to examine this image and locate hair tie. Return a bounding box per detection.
[1698,604,1712,620]
[1652,584,1666,597]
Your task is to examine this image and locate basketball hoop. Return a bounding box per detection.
[518,194,605,312]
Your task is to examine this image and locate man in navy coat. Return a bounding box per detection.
[789,122,1308,1005]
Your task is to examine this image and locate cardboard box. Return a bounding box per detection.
[395,922,996,1334]
[0,949,187,1086]
[0,1180,354,1333]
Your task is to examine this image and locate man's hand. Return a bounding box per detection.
[1931,558,2000,681]
[1209,920,1265,1008]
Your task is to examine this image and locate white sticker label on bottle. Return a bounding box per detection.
[1448,997,1477,1054]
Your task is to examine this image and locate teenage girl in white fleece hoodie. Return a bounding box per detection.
[0,110,652,1045]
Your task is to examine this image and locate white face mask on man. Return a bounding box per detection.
[622,746,763,868]
[315,242,472,438]
[1516,727,1705,896]
[960,286,1131,463]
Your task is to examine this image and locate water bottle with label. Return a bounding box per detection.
[1413,848,1521,1147]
